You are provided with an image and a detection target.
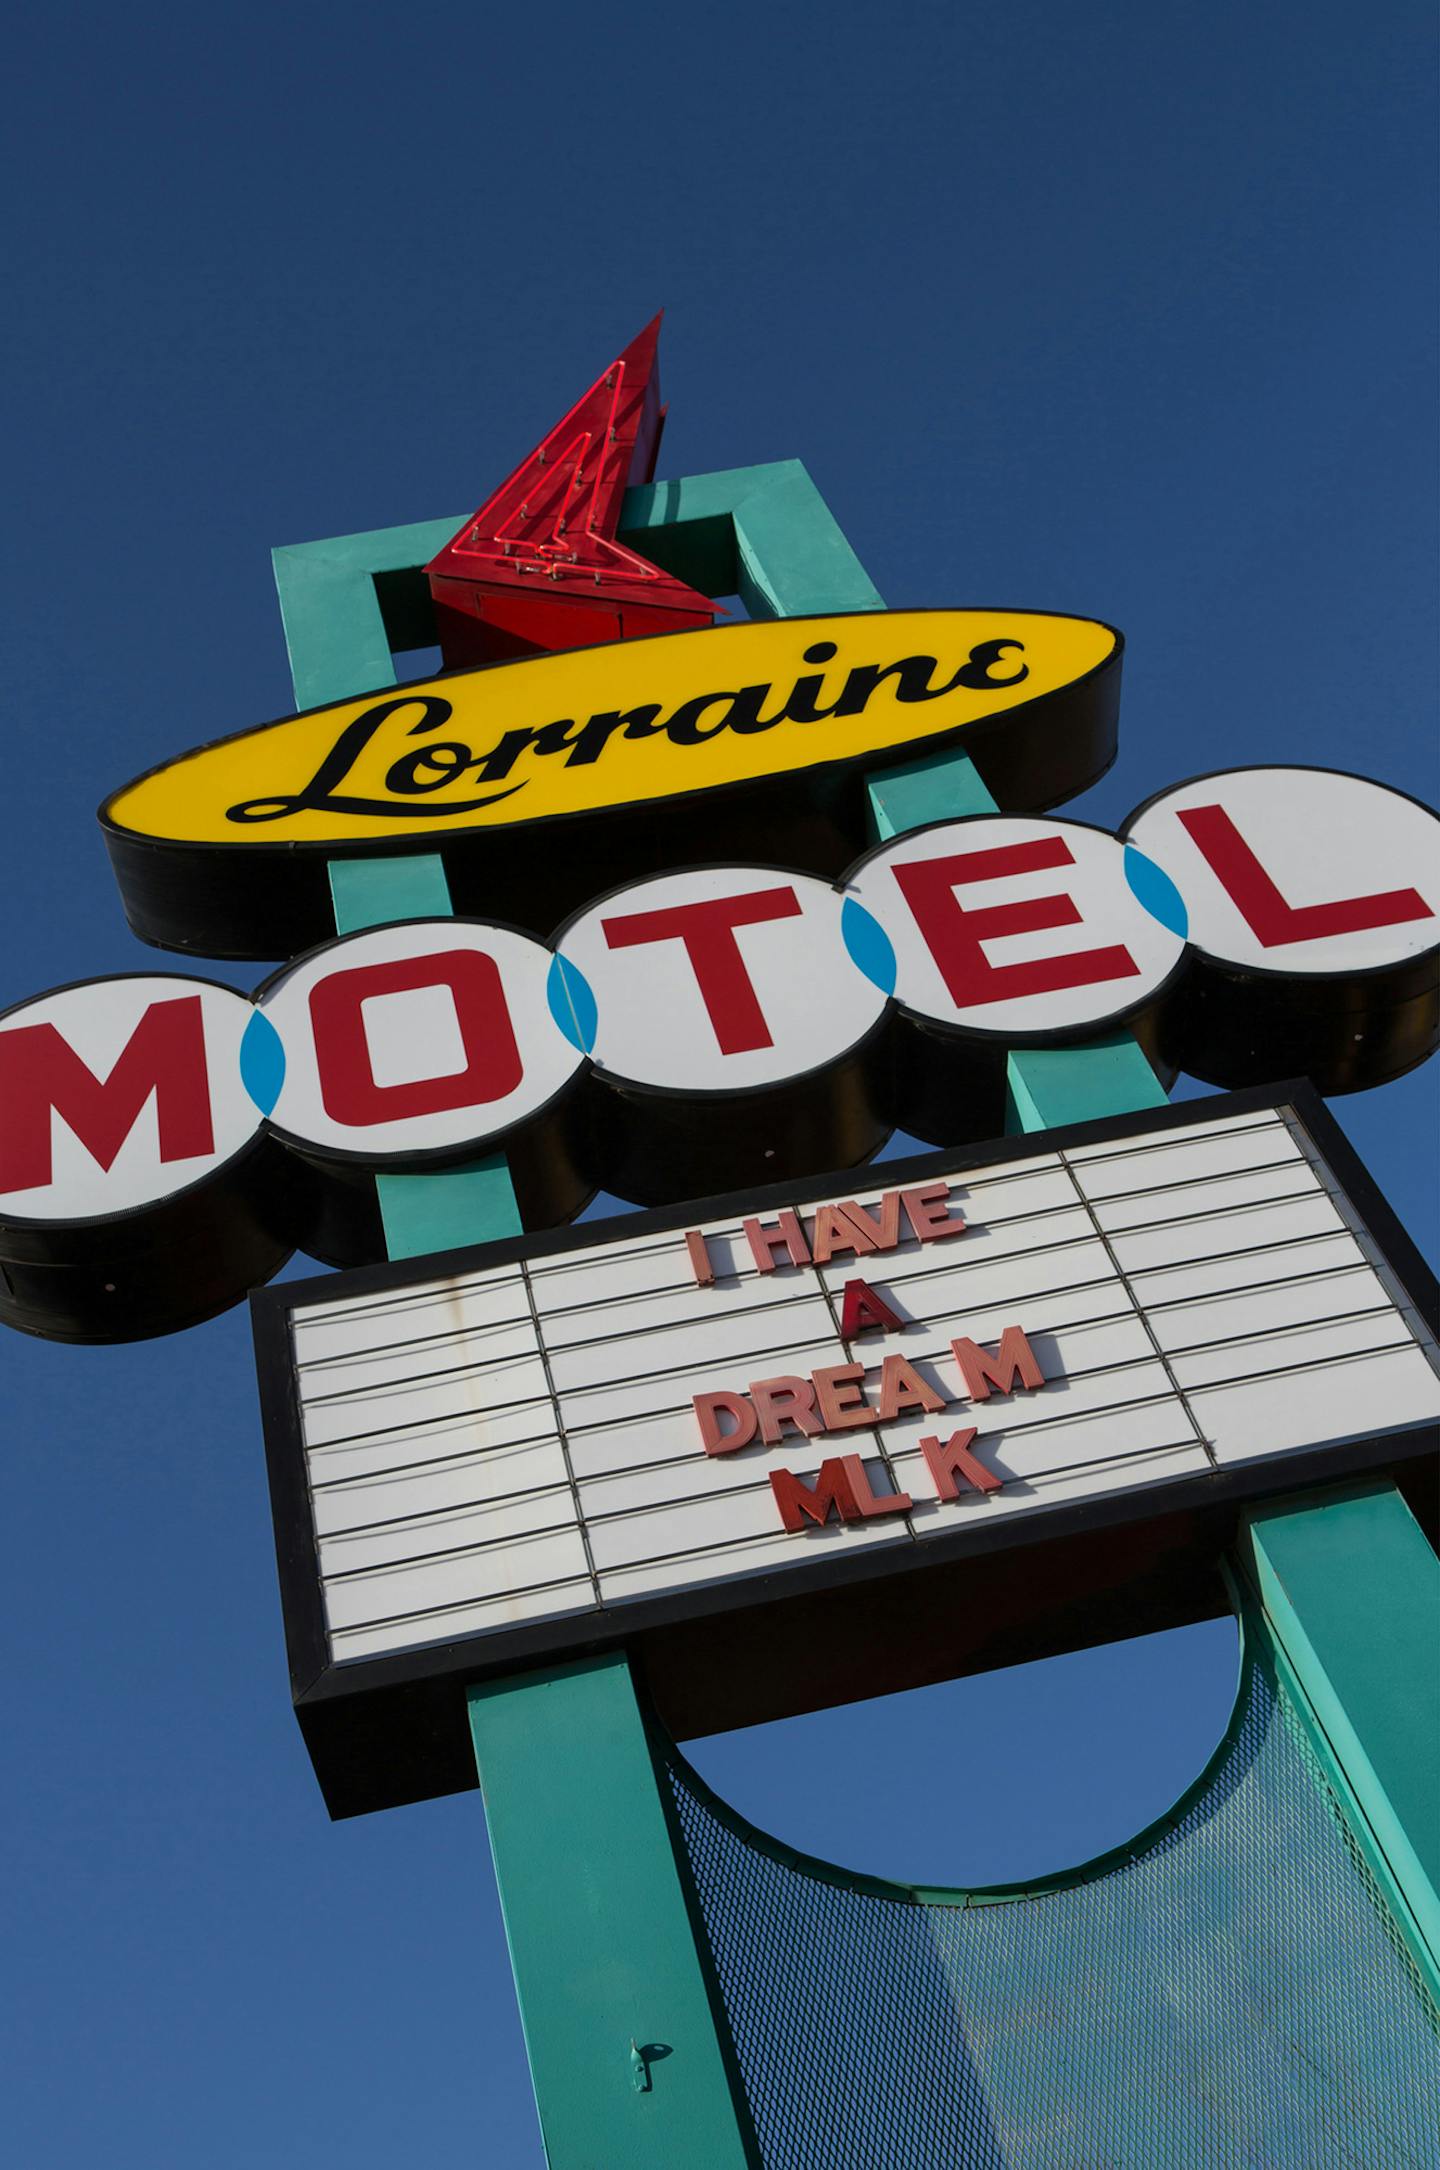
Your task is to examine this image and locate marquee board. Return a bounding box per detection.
[253,1083,1440,1817]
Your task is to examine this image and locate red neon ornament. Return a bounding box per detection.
[426,314,716,668]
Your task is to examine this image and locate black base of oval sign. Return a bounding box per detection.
[880,1021,1010,1148]
[1153,953,1440,1097]
[0,1141,294,1344]
[577,1037,894,1210]
[276,1111,596,1270]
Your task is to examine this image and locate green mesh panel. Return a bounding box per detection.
[664,1650,1440,2168]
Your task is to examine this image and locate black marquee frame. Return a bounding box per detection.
[251,1082,1439,1819]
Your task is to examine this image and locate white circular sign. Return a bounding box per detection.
[256,919,584,1161]
[1124,767,1440,976]
[555,865,889,1092]
[843,817,1188,1038]
[0,975,262,1221]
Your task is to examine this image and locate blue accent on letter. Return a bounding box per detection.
[239,1010,286,1115]
[841,897,897,996]
[547,954,598,1052]
[1124,845,1189,940]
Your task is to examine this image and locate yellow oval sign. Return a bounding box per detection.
[101,608,1120,955]
[108,609,1116,843]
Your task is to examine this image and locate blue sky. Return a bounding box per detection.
[3,5,1435,2163]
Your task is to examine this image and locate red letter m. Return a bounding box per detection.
[0,995,214,1193]
[769,1454,911,1532]
[951,1325,1045,1402]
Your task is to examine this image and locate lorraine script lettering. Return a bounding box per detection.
[224,637,1028,824]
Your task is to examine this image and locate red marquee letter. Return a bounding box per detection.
[693,1391,758,1457]
[770,1453,911,1531]
[876,1354,947,1420]
[900,1182,967,1243]
[952,1326,1046,1402]
[921,1427,1002,1499]
[750,1375,822,1445]
[812,1362,880,1433]
[834,1192,903,1250]
[744,1210,812,1273]
[811,1202,878,1265]
[840,1277,906,1337]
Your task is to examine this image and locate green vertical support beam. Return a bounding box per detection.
[373,1154,520,1260]
[1237,1482,1440,2000]
[1001,1032,1170,1129]
[468,1656,757,2169]
[865,743,995,842]
[865,747,1169,1129]
[329,851,454,932]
